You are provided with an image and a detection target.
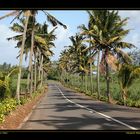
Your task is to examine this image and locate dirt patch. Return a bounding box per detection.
[0,89,47,130]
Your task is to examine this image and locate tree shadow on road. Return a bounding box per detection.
[26,114,129,130]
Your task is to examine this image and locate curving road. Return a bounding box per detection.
[21,81,140,130]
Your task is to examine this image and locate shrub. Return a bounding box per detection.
[20,97,29,105]
[0,98,17,123]
[100,95,108,102]
[1,98,17,114]
[117,100,124,105]
[0,114,4,123]
[135,100,140,108]
[126,99,136,107]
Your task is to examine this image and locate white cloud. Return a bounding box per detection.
[0,24,22,65]
[119,11,140,29]
[119,11,140,50]
[0,24,17,45]
[51,25,73,61]
[119,11,140,19]
[123,32,140,48]
[55,25,72,43]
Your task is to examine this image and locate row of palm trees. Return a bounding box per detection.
[58,10,137,104]
[0,10,67,103]
[0,10,140,105]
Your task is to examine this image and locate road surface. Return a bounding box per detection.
[21,82,140,130]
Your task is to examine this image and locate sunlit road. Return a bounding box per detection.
[21,82,140,130]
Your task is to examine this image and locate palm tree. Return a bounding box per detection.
[8,20,56,93]
[34,23,56,88]
[118,64,140,105]
[80,10,135,102]
[78,14,101,99]
[16,11,30,102]
[59,34,90,93]
[1,10,67,102]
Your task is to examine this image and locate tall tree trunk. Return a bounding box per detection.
[40,55,43,87]
[90,62,93,95]
[34,53,37,91]
[85,73,88,94]
[89,38,93,95]
[105,49,110,102]
[41,69,44,87]
[16,14,29,103]
[81,73,84,88]
[27,24,35,95]
[30,66,33,94]
[97,50,100,99]
[38,51,41,83]
[122,88,128,106]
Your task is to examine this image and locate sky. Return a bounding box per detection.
[0,10,140,66]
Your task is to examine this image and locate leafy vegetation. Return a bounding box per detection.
[0,98,17,123]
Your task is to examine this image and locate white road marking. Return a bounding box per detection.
[75,104,85,108]
[55,85,138,130]
[89,111,94,113]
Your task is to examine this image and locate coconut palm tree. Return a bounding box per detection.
[34,23,56,88]
[8,19,56,93]
[59,34,90,93]
[1,10,67,102]
[79,23,100,98]
[79,10,135,102]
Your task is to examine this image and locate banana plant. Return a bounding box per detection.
[118,64,140,105]
[0,68,19,99]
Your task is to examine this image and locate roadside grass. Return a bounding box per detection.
[62,74,140,108]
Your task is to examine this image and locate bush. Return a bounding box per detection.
[126,99,136,107]
[0,114,4,123]
[135,100,140,108]
[1,98,17,114]
[117,100,124,105]
[100,95,108,102]
[0,98,18,123]
[19,97,31,105]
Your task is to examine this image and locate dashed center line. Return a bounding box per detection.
[55,85,138,130]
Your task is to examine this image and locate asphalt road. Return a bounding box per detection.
[21,82,140,130]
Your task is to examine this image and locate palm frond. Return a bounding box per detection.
[42,11,67,29]
[0,11,19,20]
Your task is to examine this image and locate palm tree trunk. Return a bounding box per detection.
[38,51,41,83]
[122,88,128,106]
[85,73,88,94]
[27,69,30,93]
[30,66,33,94]
[27,24,35,95]
[105,49,110,102]
[97,50,100,99]
[16,14,29,103]
[89,38,93,95]
[40,55,43,87]
[90,62,93,95]
[41,69,44,87]
[34,53,37,91]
